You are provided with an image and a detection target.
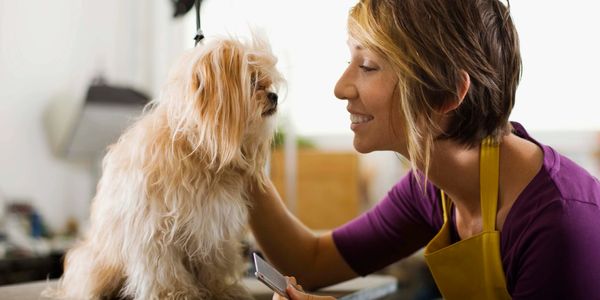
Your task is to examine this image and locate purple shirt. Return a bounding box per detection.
[333,122,600,299]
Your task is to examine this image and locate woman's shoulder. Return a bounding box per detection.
[502,174,600,297]
[389,170,439,200]
[510,121,600,205]
[502,124,600,294]
[387,170,444,229]
[501,144,600,296]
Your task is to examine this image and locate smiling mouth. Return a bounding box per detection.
[350,113,374,124]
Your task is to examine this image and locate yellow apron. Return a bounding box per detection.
[423,137,511,299]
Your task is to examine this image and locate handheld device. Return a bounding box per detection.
[253,252,289,298]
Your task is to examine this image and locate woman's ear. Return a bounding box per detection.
[440,70,470,114]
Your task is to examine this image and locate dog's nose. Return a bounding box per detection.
[267,92,278,104]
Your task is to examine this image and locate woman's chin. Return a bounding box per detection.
[353,137,403,154]
[353,139,375,154]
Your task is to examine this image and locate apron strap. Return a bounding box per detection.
[440,191,450,224]
[439,137,500,231]
[480,136,500,232]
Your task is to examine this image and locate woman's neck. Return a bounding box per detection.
[427,138,482,220]
[421,133,544,235]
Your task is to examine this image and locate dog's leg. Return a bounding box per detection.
[123,244,209,300]
[44,242,124,300]
[193,240,253,300]
[217,283,254,300]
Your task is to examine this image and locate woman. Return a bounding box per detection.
[250,0,600,299]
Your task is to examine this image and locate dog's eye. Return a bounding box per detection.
[251,78,266,91]
[252,81,266,91]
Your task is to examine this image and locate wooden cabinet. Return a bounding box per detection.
[270,150,360,230]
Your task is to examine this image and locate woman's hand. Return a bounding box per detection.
[272,277,336,300]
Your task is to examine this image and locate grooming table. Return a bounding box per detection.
[0,275,399,300]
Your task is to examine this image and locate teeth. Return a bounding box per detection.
[350,114,374,124]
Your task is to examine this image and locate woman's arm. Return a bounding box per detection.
[248,179,358,290]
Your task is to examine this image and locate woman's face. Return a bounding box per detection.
[334,40,406,154]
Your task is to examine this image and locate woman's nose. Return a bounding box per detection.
[334,67,357,101]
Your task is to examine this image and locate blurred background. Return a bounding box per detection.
[0,0,599,298]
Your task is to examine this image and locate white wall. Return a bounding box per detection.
[0,0,188,231]
[510,1,600,131]
[1,0,598,231]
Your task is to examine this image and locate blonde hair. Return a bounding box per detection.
[348,0,521,178]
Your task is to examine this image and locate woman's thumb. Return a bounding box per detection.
[286,284,308,300]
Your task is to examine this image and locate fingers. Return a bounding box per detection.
[272,277,299,300]
[286,276,303,291]
[273,276,337,300]
[287,276,298,286]
[285,282,337,300]
[286,286,332,300]
[285,284,307,300]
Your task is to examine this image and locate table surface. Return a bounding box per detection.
[0,275,403,300]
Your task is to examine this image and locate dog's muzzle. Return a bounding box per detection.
[267,92,278,104]
[262,92,278,116]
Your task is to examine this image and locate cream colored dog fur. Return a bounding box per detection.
[44,34,283,300]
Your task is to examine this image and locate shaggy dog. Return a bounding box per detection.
[44,34,283,300]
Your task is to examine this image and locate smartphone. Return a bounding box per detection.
[253,252,289,298]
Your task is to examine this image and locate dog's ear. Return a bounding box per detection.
[178,40,251,170]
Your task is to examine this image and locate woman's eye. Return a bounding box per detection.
[359,65,378,72]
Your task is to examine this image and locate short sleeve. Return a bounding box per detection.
[332,172,439,276]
